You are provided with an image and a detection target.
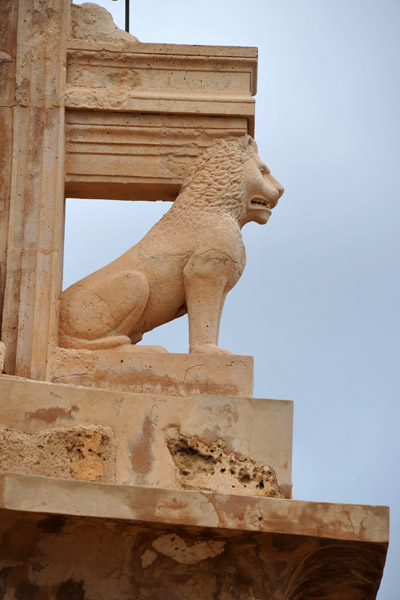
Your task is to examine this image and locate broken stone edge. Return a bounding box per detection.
[0,473,389,545]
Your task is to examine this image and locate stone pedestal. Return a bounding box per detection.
[0,376,293,499]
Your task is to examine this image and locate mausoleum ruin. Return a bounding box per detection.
[0,1,388,598]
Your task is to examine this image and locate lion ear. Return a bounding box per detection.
[247,135,258,153]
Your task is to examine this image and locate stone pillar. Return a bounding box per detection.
[1,0,69,379]
[0,0,17,337]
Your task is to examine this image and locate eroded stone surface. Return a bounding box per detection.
[167,430,283,498]
[71,3,139,43]
[152,533,225,565]
[0,424,116,483]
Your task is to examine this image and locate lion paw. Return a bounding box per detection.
[189,344,234,356]
[120,344,168,353]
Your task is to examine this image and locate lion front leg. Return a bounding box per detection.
[183,250,238,355]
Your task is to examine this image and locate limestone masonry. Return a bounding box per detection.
[0,1,388,598]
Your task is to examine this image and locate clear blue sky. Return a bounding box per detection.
[66,2,400,597]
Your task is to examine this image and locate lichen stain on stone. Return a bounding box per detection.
[129,415,154,484]
[25,405,79,424]
[167,430,283,498]
[152,533,225,565]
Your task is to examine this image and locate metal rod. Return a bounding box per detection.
[125,0,129,32]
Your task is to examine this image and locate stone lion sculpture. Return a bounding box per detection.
[59,136,284,355]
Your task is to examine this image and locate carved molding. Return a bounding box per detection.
[65,110,248,200]
[66,43,257,128]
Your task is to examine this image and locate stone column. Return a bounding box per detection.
[0,0,17,337]
[1,0,69,379]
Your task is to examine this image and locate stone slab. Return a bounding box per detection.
[0,473,389,599]
[0,473,388,543]
[0,376,293,498]
[50,348,253,398]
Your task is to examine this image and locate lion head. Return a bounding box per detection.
[174,135,284,227]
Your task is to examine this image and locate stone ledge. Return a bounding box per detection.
[0,473,389,544]
[49,348,254,398]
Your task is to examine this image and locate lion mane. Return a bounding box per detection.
[165,135,258,220]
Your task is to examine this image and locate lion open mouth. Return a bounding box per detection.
[251,197,276,209]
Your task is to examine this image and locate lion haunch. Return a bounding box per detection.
[59,136,284,355]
